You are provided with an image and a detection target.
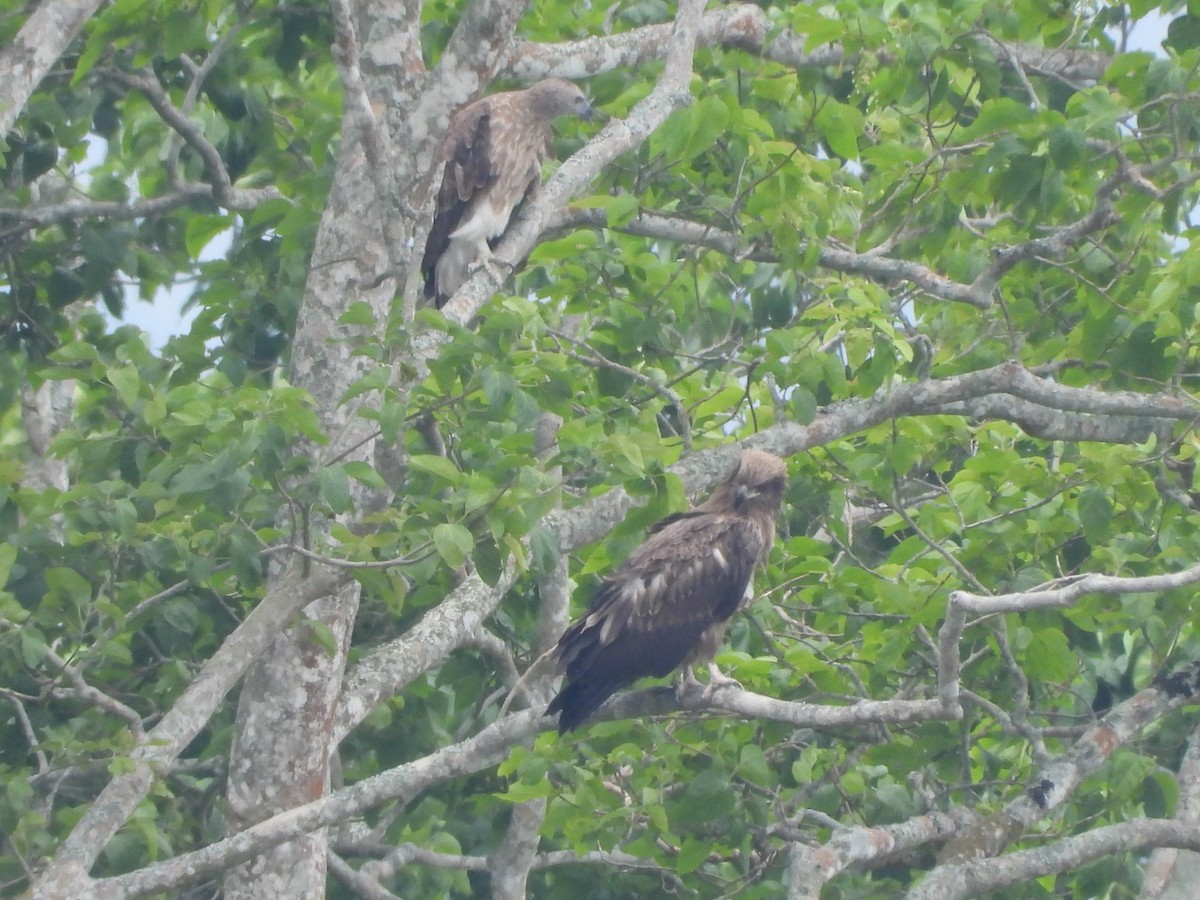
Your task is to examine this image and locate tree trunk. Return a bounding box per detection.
[222,139,392,898]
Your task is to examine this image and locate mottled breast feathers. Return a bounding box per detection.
[547,449,788,733]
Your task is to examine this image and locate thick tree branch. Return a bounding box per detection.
[439,0,530,92]
[927,662,1200,879]
[505,5,1110,84]
[550,207,992,307]
[0,184,282,230]
[334,561,519,741]
[928,396,1160,444]
[0,0,104,137]
[329,0,413,282]
[949,560,1200,616]
[507,4,768,78]
[490,414,564,899]
[914,820,1200,900]
[358,841,669,879]
[91,682,959,899]
[327,852,402,900]
[787,807,978,895]
[91,709,546,899]
[546,362,1197,555]
[591,682,954,730]
[785,665,1200,896]
[76,646,1200,898]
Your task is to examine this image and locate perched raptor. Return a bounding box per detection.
[421,79,593,307]
[547,449,788,733]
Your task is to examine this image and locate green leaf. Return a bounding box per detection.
[676,837,710,875]
[1143,770,1178,818]
[1078,488,1113,542]
[338,301,377,327]
[684,95,730,160]
[1026,628,1075,682]
[1048,127,1085,169]
[160,598,199,635]
[185,214,232,259]
[408,454,463,485]
[791,4,848,49]
[530,524,560,573]
[46,566,92,605]
[317,465,352,513]
[964,97,1035,138]
[815,101,863,160]
[20,628,47,667]
[1167,14,1200,51]
[791,386,817,424]
[306,618,339,655]
[433,523,474,568]
[0,543,17,587]
[496,779,553,803]
[106,363,141,407]
[344,461,388,490]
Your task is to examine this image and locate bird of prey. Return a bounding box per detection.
[421,79,593,307]
[547,449,788,733]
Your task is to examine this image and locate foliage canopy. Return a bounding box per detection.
[4,0,1200,897]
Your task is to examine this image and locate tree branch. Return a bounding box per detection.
[101,68,233,199]
[0,185,276,230]
[505,5,1110,85]
[91,709,546,899]
[927,396,1161,444]
[0,0,104,137]
[549,207,993,307]
[913,820,1200,900]
[334,560,519,742]
[546,362,1197,555]
[38,637,146,742]
[949,560,1200,616]
[32,567,344,896]
[327,852,402,900]
[930,662,1200,874]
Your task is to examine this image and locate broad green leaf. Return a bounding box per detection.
[408,454,464,485]
[106,363,140,407]
[433,523,473,568]
[344,461,388,490]
[676,837,710,875]
[815,101,864,160]
[317,466,352,513]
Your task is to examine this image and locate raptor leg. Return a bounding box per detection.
[705,661,741,691]
[676,664,742,702]
[468,248,515,285]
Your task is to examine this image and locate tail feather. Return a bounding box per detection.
[546,676,623,733]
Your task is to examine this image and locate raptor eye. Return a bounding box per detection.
[734,484,758,506]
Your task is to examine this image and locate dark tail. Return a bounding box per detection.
[546,676,622,733]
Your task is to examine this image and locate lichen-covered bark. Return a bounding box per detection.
[220,0,533,893]
[222,137,393,899]
[0,0,104,137]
